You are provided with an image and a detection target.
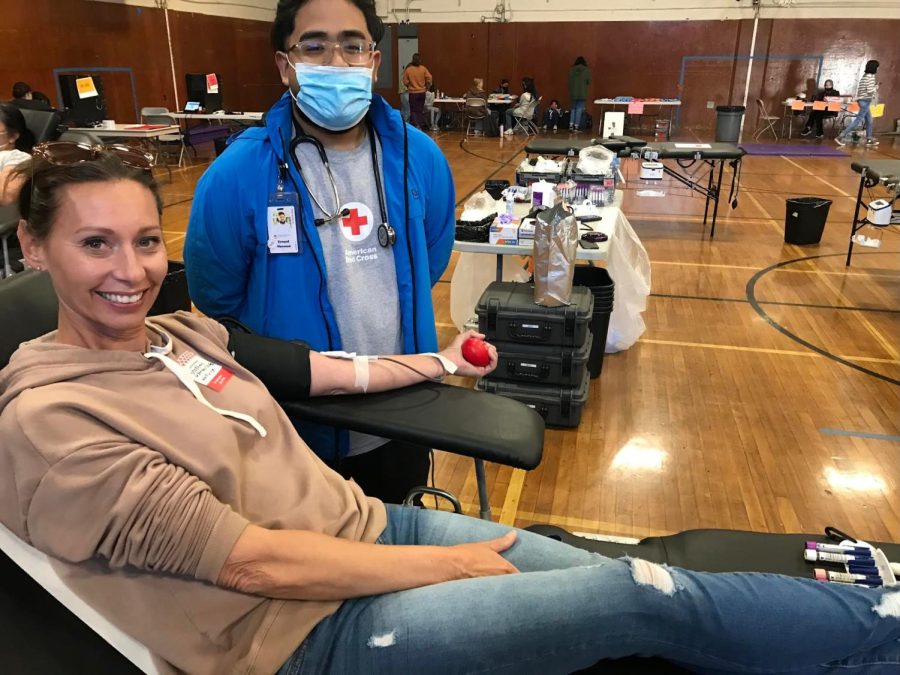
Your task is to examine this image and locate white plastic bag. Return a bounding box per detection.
[576,145,615,175]
[605,210,651,352]
[450,253,530,331]
[517,155,562,173]
[460,190,499,221]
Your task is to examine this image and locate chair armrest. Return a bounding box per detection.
[280,382,544,470]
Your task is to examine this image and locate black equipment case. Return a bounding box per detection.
[492,331,592,387]
[476,281,594,348]
[476,370,590,428]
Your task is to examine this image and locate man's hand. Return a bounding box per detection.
[441,330,498,378]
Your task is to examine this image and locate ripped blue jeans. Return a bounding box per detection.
[278,505,900,674]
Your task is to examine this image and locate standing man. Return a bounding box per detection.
[184,0,456,503]
[399,64,411,123]
[403,52,432,130]
[568,57,591,132]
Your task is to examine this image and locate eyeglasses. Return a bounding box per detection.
[287,38,376,66]
[33,141,154,171]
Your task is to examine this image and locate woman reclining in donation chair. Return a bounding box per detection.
[1,147,899,674]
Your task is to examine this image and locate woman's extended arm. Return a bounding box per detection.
[308,330,497,396]
[218,525,518,601]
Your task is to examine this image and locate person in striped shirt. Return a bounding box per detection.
[836,60,880,147]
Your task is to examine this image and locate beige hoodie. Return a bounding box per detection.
[0,312,386,674]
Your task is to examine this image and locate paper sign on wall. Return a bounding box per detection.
[206,73,219,94]
[76,76,98,99]
[826,102,842,112]
[627,101,644,115]
[871,103,885,118]
[790,100,806,111]
[848,102,860,113]
[812,101,826,111]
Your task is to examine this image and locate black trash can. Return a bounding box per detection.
[715,105,746,143]
[572,266,615,378]
[784,197,832,245]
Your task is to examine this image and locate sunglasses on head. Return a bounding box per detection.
[32,141,154,171]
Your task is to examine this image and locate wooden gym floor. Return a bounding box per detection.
[159,129,900,544]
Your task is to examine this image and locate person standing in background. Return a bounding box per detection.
[836,60,880,147]
[399,63,410,123]
[568,56,591,132]
[403,53,432,130]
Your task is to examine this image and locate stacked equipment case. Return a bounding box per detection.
[475,281,594,427]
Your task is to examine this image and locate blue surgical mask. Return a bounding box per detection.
[293,63,373,131]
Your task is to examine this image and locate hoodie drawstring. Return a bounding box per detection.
[143,326,267,438]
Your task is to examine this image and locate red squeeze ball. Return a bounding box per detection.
[461,337,491,367]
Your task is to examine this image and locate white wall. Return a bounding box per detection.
[85,0,275,23]
[86,0,900,24]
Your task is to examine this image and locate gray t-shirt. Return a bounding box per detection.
[294,132,401,456]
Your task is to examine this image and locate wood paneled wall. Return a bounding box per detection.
[1,0,282,123]
[2,1,897,133]
[418,19,900,132]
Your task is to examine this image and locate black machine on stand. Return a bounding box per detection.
[845,159,900,266]
[57,73,107,127]
[184,73,223,112]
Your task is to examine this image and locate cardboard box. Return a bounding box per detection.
[489,221,521,245]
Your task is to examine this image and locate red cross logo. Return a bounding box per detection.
[342,208,368,237]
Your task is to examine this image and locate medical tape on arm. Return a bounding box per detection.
[321,351,376,393]
[354,355,374,393]
[423,353,458,378]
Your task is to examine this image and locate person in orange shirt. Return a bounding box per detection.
[402,53,432,129]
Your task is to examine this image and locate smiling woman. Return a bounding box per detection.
[13,147,166,352]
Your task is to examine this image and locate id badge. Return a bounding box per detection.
[177,351,234,392]
[267,191,301,255]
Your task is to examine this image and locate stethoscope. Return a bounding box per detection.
[287,118,396,247]
[275,112,417,354]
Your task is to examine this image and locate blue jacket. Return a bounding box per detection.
[185,92,455,353]
[184,93,456,457]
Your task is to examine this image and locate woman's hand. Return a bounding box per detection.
[441,330,498,378]
[446,531,519,579]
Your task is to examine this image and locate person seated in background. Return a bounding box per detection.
[10,81,32,103]
[464,77,487,101]
[542,99,562,131]
[464,78,499,137]
[504,77,539,134]
[9,81,52,111]
[424,82,441,131]
[0,102,35,204]
[30,91,54,109]
[800,79,840,139]
[5,147,900,675]
[490,78,513,129]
